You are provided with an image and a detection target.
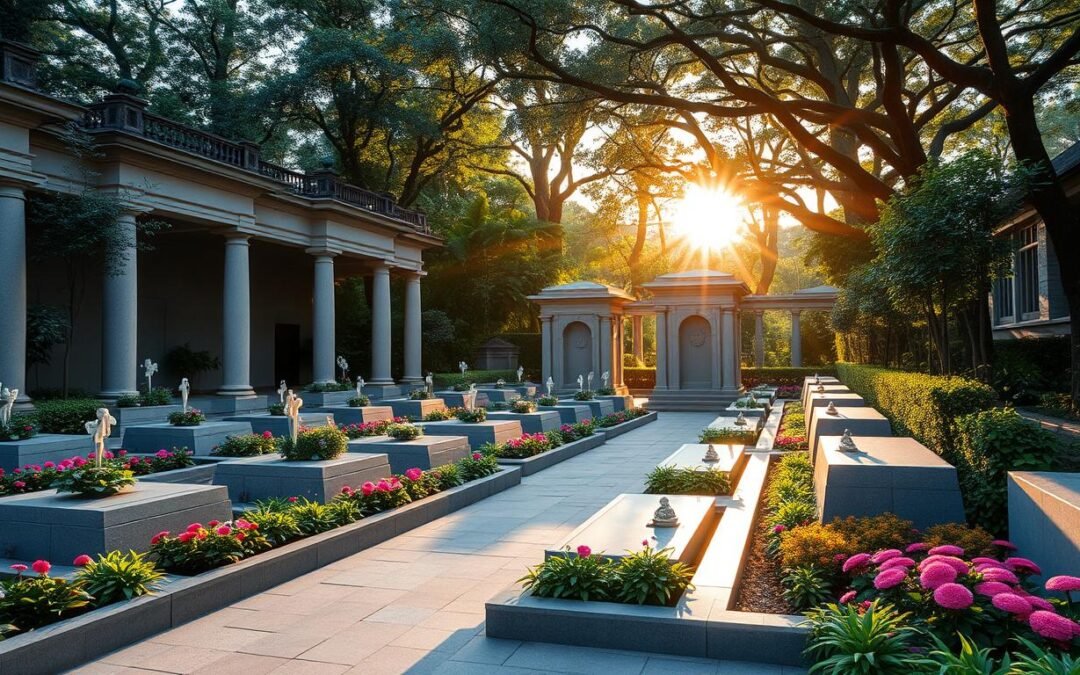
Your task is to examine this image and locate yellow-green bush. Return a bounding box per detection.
[778,523,852,568]
[828,514,915,553]
[922,522,995,557]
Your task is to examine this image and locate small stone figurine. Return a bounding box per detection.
[812,373,820,385]
[278,380,288,404]
[285,390,304,446]
[425,372,434,395]
[735,412,748,427]
[459,361,468,376]
[587,371,594,390]
[649,497,680,528]
[516,366,524,383]
[85,407,117,468]
[546,377,555,396]
[838,429,859,453]
[142,358,158,392]
[337,355,349,381]
[702,443,720,463]
[464,383,477,411]
[815,383,825,394]
[179,378,190,413]
[601,371,610,389]
[576,374,584,391]
[355,375,365,398]
[825,401,839,416]
[0,385,16,427]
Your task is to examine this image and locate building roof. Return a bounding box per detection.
[527,280,636,302]
[1052,141,1080,177]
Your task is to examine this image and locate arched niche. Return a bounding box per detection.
[678,314,713,388]
[562,321,593,386]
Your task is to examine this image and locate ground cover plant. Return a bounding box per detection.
[167,409,205,426]
[116,388,172,407]
[279,425,348,461]
[775,402,808,452]
[698,426,758,445]
[212,431,279,457]
[339,417,409,439]
[594,408,651,428]
[645,465,730,495]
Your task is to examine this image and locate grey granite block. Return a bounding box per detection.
[808,406,892,460]
[557,399,615,419]
[723,402,769,419]
[348,435,471,472]
[597,394,634,411]
[0,482,232,560]
[475,388,522,403]
[136,460,217,485]
[213,453,392,503]
[434,391,490,408]
[314,405,395,425]
[806,392,865,426]
[121,421,254,456]
[538,404,592,423]
[417,420,523,448]
[485,410,562,433]
[201,396,266,415]
[298,390,353,407]
[801,383,851,410]
[114,405,181,429]
[387,398,448,419]
[224,412,332,437]
[1008,472,1080,581]
[361,384,404,400]
[496,434,605,476]
[0,434,93,472]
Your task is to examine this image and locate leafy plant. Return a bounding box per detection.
[455,408,487,423]
[644,465,730,495]
[698,426,758,444]
[0,572,92,630]
[408,389,432,400]
[212,432,279,457]
[1010,636,1080,674]
[596,387,616,396]
[52,464,136,497]
[457,452,499,481]
[782,565,832,611]
[279,425,348,461]
[148,521,253,575]
[520,548,614,601]
[304,381,348,393]
[76,550,165,606]
[573,390,595,401]
[242,506,300,546]
[124,447,194,475]
[829,514,915,553]
[167,409,205,426]
[612,546,695,606]
[769,499,817,530]
[805,601,934,674]
[537,395,559,406]
[490,433,552,459]
[926,634,1011,675]
[509,399,536,413]
[163,344,220,386]
[288,499,340,535]
[923,523,995,558]
[32,398,104,434]
[348,395,370,407]
[0,414,36,441]
[429,462,462,490]
[268,403,285,416]
[386,423,423,441]
[778,523,853,569]
[424,408,457,421]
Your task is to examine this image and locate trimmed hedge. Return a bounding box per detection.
[31,398,105,435]
[835,364,997,464]
[624,366,837,390]
[432,369,525,388]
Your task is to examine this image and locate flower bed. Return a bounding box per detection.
[347,395,370,407]
[698,426,758,445]
[278,425,348,461]
[386,422,423,441]
[167,409,205,426]
[594,407,650,429]
[0,448,194,497]
[211,431,279,457]
[0,416,36,441]
[339,417,409,439]
[774,401,808,452]
[116,388,172,408]
[644,465,730,496]
[304,382,349,393]
[455,408,487,423]
[509,399,536,414]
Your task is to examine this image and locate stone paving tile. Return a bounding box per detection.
[85,412,803,674]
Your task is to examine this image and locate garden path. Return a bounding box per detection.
[79,412,807,675]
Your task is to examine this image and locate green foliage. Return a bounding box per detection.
[386,423,423,441]
[429,463,462,491]
[644,465,730,495]
[149,523,250,575]
[805,601,933,674]
[279,425,348,461]
[167,409,206,426]
[509,399,536,413]
[348,395,370,407]
[163,344,220,385]
[573,390,595,401]
[116,387,172,408]
[76,550,165,606]
[408,389,433,400]
[520,549,614,602]
[212,432,279,457]
[992,338,1071,404]
[1009,637,1080,674]
[0,414,36,441]
[698,427,758,445]
[457,452,500,481]
[242,507,301,546]
[955,408,1061,534]
[288,499,340,535]
[781,565,832,611]
[455,408,487,423]
[26,305,67,368]
[433,370,521,388]
[537,395,559,406]
[0,574,92,631]
[612,546,695,606]
[31,398,104,434]
[926,634,1011,675]
[52,464,136,497]
[305,382,348,393]
[521,545,694,606]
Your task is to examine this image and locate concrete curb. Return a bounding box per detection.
[495,434,605,477]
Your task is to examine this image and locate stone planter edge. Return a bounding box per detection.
[495,433,605,477]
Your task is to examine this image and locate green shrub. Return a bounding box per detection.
[509,399,536,413]
[0,413,36,441]
[279,425,348,461]
[429,462,462,490]
[76,550,165,606]
[624,367,655,389]
[781,564,831,611]
[573,390,595,401]
[348,395,370,407]
[423,408,456,421]
[611,545,695,605]
[386,423,422,441]
[537,395,559,406]
[167,409,205,426]
[52,464,136,497]
[520,545,694,606]
[32,398,104,434]
[409,389,432,400]
[433,370,519,388]
[698,427,758,444]
[455,408,487,423]
[141,387,173,407]
[805,601,932,674]
[644,465,730,495]
[743,366,837,387]
[289,499,340,535]
[0,573,91,630]
[457,452,499,481]
[242,507,300,546]
[305,381,348,393]
[520,547,614,601]
[955,408,1060,534]
[836,363,997,464]
[991,336,1071,404]
[213,432,279,457]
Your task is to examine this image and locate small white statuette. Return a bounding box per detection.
[587,371,594,390]
[546,377,554,396]
[649,497,680,528]
[576,374,584,392]
[278,380,288,403]
[337,355,349,381]
[812,373,820,385]
[0,385,16,428]
[703,443,720,463]
[496,378,505,388]
[516,366,524,383]
[425,372,434,395]
[326,415,334,427]
[735,412,748,427]
[285,390,304,445]
[85,407,117,468]
[142,358,158,392]
[838,429,859,453]
[458,361,468,376]
[825,401,838,416]
[815,383,825,394]
[601,371,610,389]
[179,378,190,413]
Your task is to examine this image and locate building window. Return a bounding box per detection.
[993,276,1013,323]
[1018,225,1039,318]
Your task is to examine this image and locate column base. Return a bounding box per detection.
[100,389,140,399]
[216,386,257,397]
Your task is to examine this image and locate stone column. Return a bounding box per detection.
[720,307,735,390]
[0,185,29,404]
[654,309,668,390]
[311,252,336,385]
[540,315,553,386]
[370,262,393,384]
[100,211,139,397]
[401,271,423,383]
[790,310,802,367]
[753,311,765,368]
[599,316,612,386]
[218,235,255,396]
[631,315,644,362]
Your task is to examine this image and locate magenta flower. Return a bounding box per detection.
[10,564,27,573]
[150,531,169,545]
[879,556,916,571]
[1028,611,1080,641]
[933,583,974,610]
[873,568,907,590]
[871,549,902,564]
[838,590,856,604]
[928,545,964,557]
[1046,575,1080,593]
[472,453,482,460]
[216,526,231,535]
[186,523,203,533]
[1027,595,1056,612]
[576,545,591,558]
[772,524,786,534]
[641,539,649,547]
[404,467,423,481]
[992,592,1033,615]
[981,567,1020,585]
[842,553,872,573]
[972,557,1004,568]
[975,581,1014,597]
[156,449,169,458]
[1005,557,1042,576]
[905,542,930,554]
[73,554,92,567]
[920,555,968,576]
[43,461,54,469]
[991,539,1017,550]
[920,562,958,589]
[288,496,298,503]
[31,560,51,576]
[361,481,375,496]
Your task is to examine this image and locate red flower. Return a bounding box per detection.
[216,526,231,535]
[186,523,203,533]
[177,531,195,543]
[472,453,482,460]
[263,430,273,438]
[31,560,51,576]
[576,545,591,558]
[151,531,170,545]
[73,554,92,567]
[10,564,27,573]
[288,496,298,503]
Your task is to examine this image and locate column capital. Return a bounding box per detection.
[222,232,251,243]
[790,308,802,317]
[401,268,426,280]
[305,247,340,259]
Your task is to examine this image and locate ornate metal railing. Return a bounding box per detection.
[81,94,430,234]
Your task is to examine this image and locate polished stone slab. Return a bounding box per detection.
[1008,471,1080,581]
[418,420,524,448]
[196,395,266,415]
[214,453,392,503]
[722,402,769,419]
[485,410,562,433]
[539,403,593,423]
[434,391,489,409]
[121,421,254,456]
[224,412,333,437]
[0,434,92,472]
[814,435,965,529]
[114,405,181,430]
[659,443,748,489]
[297,390,353,407]
[0,482,232,561]
[547,493,719,566]
[801,382,849,410]
[597,394,634,411]
[807,405,891,459]
[386,398,448,420]
[806,392,865,426]
[475,388,522,403]
[348,434,471,472]
[557,399,615,419]
[707,415,762,433]
[313,405,395,425]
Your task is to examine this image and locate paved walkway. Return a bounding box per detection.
[79,412,806,675]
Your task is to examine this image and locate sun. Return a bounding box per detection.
[671,184,746,252]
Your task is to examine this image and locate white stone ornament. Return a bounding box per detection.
[838,429,859,453]
[356,376,365,397]
[179,378,190,413]
[826,401,838,416]
[735,412,748,427]
[85,407,117,468]
[546,377,554,396]
[601,371,610,388]
[285,390,304,445]
[649,497,679,528]
[812,373,820,385]
[0,386,16,428]
[815,383,825,394]
[142,358,158,392]
[337,355,349,380]
[703,443,719,463]
[577,374,584,392]
[458,361,468,376]
[425,372,434,395]
[587,371,594,390]
[516,366,524,383]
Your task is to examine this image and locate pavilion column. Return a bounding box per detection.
[540,315,553,386]
[218,234,255,396]
[599,315,612,386]
[0,185,30,404]
[370,262,393,384]
[790,310,802,367]
[100,211,139,397]
[401,271,423,384]
[753,311,765,368]
[720,307,735,390]
[631,315,644,362]
[654,308,668,390]
[310,251,336,385]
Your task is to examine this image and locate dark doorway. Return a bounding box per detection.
[275,323,301,387]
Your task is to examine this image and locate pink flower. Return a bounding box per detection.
[873,568,907,590]
[13,481,25,489]
[920,562,958,589]
[920,555,968,576]
[975,581,1014,597]
[1028,611,1080,641]
[177,531,195,543]
[208,520,220,527]
[1046,575,1080,593]
[472,453,482,460]
[929,545,964,557]
[262,430,273,438]
[186,523,203,533]
[871,549,902,564]
[992,592,1033,616]
[376,479,390,493]
[576,545,591,558]
[150,531,169,545]
[216,526,231,535]
[361,482,375,496]
[991,539,1017,550]
[642,539,649,547]
[981,567,1020,585]
[156,449,169,458]
[1027,595,1056,612]
[879,557,916,571]
[772,524,786,534]
[341,486,353,495]
[73,554,92,567]
[842,553,871,573]
[10,564,27,573]
[405,468,423,481]
[31,560,51,576]
[905,542,930,554]
[43,461,54,469]
[1005,557,1042,576]
[972,557,1004,568]
[838,590,857,604]
[288,496,298,503]
[933,583,973,610]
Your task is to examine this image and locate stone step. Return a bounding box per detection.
[646,390,739,412]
